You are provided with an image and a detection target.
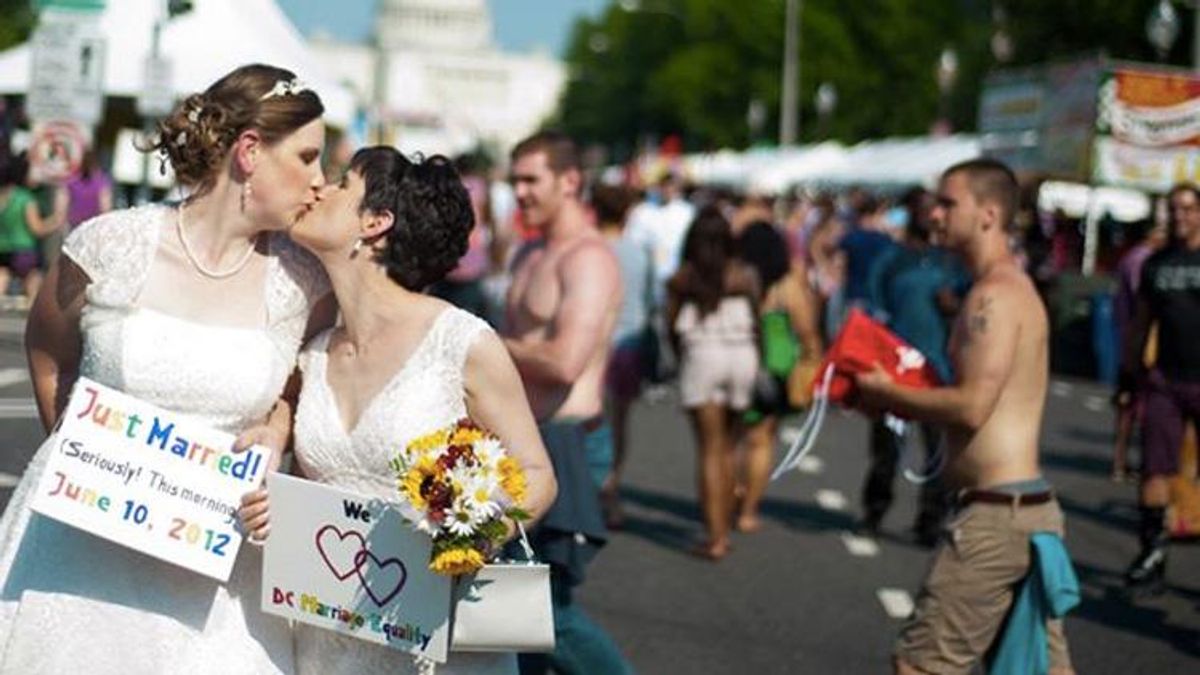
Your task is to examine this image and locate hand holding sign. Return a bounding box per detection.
[30,377,266,581]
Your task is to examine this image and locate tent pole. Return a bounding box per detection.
[137,16,163,205]
[1081,183,1101,276]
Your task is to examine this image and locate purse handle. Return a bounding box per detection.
[770,362,835,481]
[512,520,537,563]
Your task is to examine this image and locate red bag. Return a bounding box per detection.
[772,308,944,482]
[815,308,942,405]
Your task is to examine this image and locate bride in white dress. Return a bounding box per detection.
[239,148,557,674]
[0,65,335,674]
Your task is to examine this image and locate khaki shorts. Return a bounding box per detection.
[895,498,1072,674]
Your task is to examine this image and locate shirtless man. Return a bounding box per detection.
[502,131,631,675]
[856,159,1074,675]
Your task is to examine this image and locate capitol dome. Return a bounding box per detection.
[376,0,494,52]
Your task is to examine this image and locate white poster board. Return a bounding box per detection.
[261,474,452,663]
[29,377,266,581]
[27,8,106,125]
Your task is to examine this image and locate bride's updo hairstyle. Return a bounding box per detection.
[148,64,324,196]
[349,147,473,291]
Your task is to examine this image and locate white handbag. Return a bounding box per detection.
[449,523,555,653]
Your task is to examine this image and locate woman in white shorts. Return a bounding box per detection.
[667,206,760,560]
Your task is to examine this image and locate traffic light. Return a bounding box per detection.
[167,0,194,19]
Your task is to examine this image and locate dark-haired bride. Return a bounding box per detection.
[0,64,335,673]
[239,147,557,673]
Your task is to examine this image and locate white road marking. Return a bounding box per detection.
[815,489,847,511]
[0,317,25,335]
[1050,381,1073,398]
[0,472,19,488]
[779,426,803,445]
[1084,396,1108,412]
[840,532,880,557]
[0,398,37,419]
[877,588,915,619]
[794,455,824,475]
[0,368,29,388]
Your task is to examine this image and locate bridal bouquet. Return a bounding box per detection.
[390,418,530,576]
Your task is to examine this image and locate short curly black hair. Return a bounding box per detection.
[349,147,474,291]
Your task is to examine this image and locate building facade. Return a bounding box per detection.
[312,0,565,158]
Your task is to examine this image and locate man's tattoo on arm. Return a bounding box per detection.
[966,296,992,341]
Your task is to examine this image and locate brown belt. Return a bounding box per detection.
[957,489,1054,508]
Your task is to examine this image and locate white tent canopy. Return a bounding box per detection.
[683,136,982,194]
[0,0,356,128]
[746,142,849,194]
[1037,181,1152,222]
[817,135,982,189]
[682,147,791,190]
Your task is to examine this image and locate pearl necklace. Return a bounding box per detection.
[176,205,259,279]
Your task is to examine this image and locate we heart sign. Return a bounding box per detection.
[261,474,451,662]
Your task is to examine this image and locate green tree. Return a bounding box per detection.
[554,0,991,156]
[555,1,1197,156]
[0,0,35,52]
[1000,0,1188,67]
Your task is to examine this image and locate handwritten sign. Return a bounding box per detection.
[261,474,452,663]
[29,377,267,581]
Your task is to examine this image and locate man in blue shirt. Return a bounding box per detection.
[859,188,965,545]
[839,193,897,313]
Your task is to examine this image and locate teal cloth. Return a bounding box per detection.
[988,532,1080,675]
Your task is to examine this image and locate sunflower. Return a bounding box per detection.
[450,425,485,447]
[430,546,485,575]
[498,456,527,506]
[399,454,440,511]
[407,428,451,455]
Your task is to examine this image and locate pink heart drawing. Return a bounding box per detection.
[315,525,367,581]
[354,550,408,607]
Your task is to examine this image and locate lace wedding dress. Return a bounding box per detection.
[0,205,329,674]
[292,307,516,675]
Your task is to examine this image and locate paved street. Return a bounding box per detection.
[0,309,1197,673]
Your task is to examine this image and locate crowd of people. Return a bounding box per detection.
[0,145,112,308]
[0,60,1195,675]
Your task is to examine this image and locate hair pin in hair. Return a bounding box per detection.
[260,78,310,101]
[187,105,201,124]
[174,131,187,147]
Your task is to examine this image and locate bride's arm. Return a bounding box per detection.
[464,330,558,526]
[236,295,336,540]
[26,257,88,432]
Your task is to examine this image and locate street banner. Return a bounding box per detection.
[29,377,266,581]
[261,474,452,664]
[1092,136,1200,192]
[1097,68,1200,147]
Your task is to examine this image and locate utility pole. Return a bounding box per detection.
[779,0,801,146]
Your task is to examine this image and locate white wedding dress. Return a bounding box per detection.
[292,306,516,675]
[0,205,329,674]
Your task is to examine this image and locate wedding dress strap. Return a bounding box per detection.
[514,521,536,562]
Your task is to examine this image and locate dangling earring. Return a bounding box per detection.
[241,180,253,212]
[352,238,363,256]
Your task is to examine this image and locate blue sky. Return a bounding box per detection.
[276,0,602,56]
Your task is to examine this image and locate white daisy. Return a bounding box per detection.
[447,499,478,537]
[473,438,504,475]
[458,472,501,519]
